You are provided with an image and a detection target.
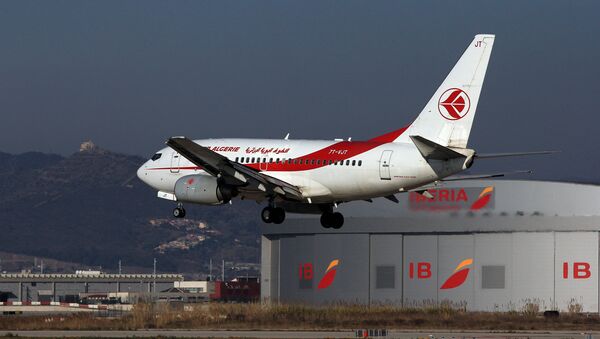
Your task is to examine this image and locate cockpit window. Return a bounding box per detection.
[151,153,162,161]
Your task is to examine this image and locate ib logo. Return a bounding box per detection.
[408,258,473,290]
[438,88,471,120]
[298,259,340,289]
[441,258,473,289]
[470,186,494,211]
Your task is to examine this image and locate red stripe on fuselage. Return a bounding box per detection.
[149,126,408,173]
[148,166,203,170]
[246,126,408,172]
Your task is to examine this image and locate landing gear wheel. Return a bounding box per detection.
[261,207,285,224]
[331,212,344,229]
[173,207,186,219]
[320,213,332,228]
[261,207,273,223]
[271,207,286,224]
[320,211,343,229]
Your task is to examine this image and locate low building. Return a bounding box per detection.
[261,180,600,312]
[0,272,183,302]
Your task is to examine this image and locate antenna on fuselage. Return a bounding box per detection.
[284,133,290,140]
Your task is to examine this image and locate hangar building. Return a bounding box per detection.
[261,180,600,312]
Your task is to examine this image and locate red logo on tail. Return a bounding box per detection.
[438,88,470,120]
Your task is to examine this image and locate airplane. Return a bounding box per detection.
[137,34,553,229]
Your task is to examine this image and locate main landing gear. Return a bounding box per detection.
[261,206,286,224]
[173,203,186,218]
[320,211,344,229]
[260,201,344,229]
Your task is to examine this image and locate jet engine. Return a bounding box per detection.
[174,175,233,205]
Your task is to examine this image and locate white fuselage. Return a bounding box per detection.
[137,137,468,203]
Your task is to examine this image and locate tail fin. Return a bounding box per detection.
[395,34,495,148]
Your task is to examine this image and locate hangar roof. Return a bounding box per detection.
[263,180,600,235]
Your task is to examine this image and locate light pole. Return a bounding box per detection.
[153,258,157,302]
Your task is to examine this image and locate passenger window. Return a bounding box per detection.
[329,160,333,165]
[317,160,321,165]
[151,153,162,161]
[299,159,303,165]
[235,157,239,162]
[352,160,356,166]
[276,158,280,163]
[346,160,350,166]
[311,160,315,165]
[251,157,255,163]
[358,160,362,166]
[293,159,297,164]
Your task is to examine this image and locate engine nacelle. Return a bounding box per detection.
[463,154,475,169]
[174,175,232,205]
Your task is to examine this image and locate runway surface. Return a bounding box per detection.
[0,330,597,338]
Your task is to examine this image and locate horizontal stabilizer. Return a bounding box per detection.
[442,170,532,182]
[410,135,466,161]
[413,190,434,199]
[384,194,399,203]
[475,151,558,159]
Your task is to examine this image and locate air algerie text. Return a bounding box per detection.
[207,146,240,152]
[245,147,291,155]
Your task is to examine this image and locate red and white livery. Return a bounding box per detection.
[137,34,551,228]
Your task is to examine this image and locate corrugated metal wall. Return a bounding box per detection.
[262,231,599,312]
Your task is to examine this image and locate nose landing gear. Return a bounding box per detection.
[173,203,186,218]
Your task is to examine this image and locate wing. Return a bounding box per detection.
[406,170,533,198]
[441,170,532,182]
[166,137,303,201]
[475,151,558,159]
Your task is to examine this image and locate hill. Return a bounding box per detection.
[0,143,261,275]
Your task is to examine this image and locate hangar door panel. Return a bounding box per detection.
[278,235,315,303]
[555,232,598,312]
[370,234,403,305]
[261,236,279,302]
[473,233,512,311]
[314,234,370,304]
[438,235,474,309]
[403,235,438,305]
[511,232,554,311]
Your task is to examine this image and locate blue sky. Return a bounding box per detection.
[1,1,599,180]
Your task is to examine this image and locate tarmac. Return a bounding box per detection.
[0,330,597,338]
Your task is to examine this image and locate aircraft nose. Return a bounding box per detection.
[137,162,149,184]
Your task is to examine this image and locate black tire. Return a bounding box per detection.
[320,213,332,228]
[261,207,273,223]
[173,207,186,219]
[331,212,344,229]
[272,207,286,224]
